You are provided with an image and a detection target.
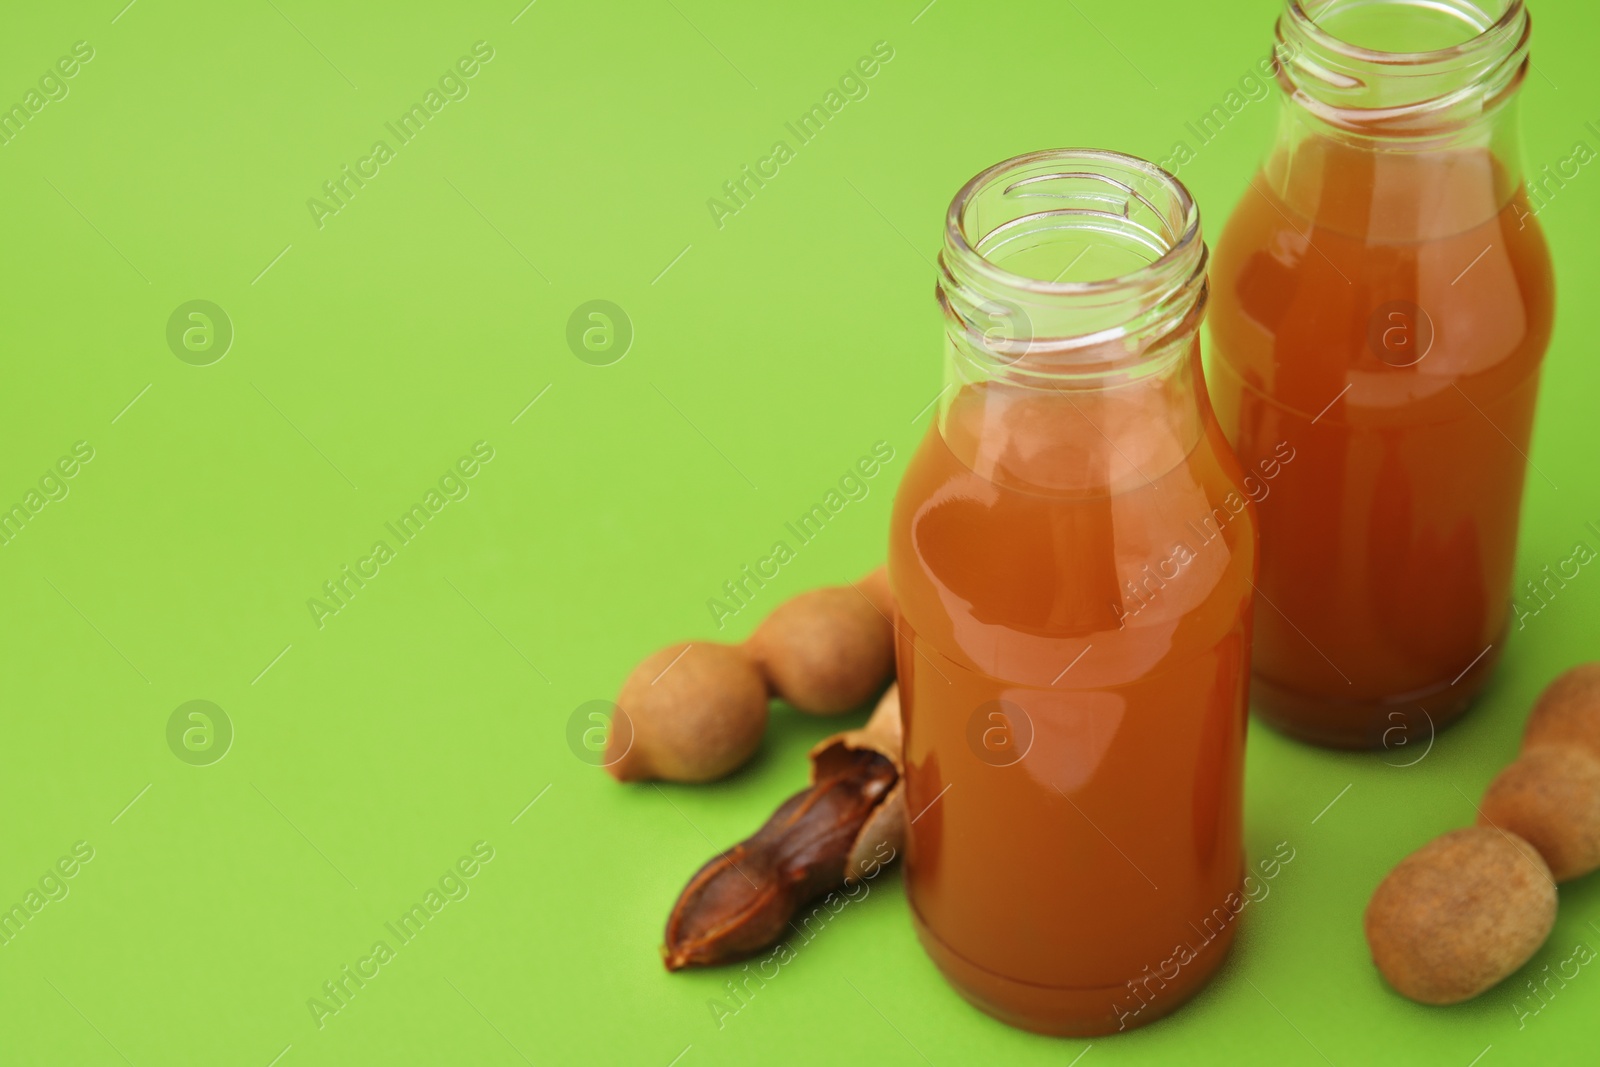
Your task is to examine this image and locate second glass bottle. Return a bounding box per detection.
[1210,0,1553,747]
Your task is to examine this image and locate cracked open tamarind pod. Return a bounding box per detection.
[662,685,905,970]
[809,681,906,880]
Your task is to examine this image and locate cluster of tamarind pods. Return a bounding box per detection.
[601,566,1600,1007]
[1366,664,1600,1004]
[603,567,895,782]
[601,568,903,970]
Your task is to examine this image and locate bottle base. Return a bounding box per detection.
[910,906,1237,1036]
[1251,639,1504,750]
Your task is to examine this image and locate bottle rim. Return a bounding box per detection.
[1284,0,1524,66]
[941,148,1201,300]
[1276,0,1531,135]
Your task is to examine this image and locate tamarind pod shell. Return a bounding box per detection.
[809,684,905,882]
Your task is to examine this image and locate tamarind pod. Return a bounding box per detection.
[662,686,905,969]
[745,569,895,716]
[661,747,896,971]
[854,565,894,620]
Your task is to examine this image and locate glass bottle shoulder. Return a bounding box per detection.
[1209,149,1554,420]
[889,384,1258,687]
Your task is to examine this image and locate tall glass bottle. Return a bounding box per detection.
[1210,0,1553,747]
[890,150,1257,1036]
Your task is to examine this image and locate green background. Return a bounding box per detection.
[1,0,1596,1063]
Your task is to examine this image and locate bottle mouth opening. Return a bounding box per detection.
[1278,0,1530,134]
[938,149,1206,374]
[1288,0,1519,63]
[943,148,1200,297]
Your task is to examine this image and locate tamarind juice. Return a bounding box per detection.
[1207,0,1555,746]
[891,361,1257,1035]
[1209,139,1553,747]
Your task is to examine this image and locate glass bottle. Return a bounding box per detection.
[1209,0,1553,747]
[889,149,1257,1036]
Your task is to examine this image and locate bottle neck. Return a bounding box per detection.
[935,150,1212,491]
[1263,0,1530,238]
[937,150,1206,387]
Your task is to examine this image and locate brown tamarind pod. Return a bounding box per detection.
[605,642,769,784]
[1364,827,1556,1005]
[1523,662,1600,760]
[1479,744,1600,882]
[854,565,895,620]
[662,686,905,970]
[745,571,895,715]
